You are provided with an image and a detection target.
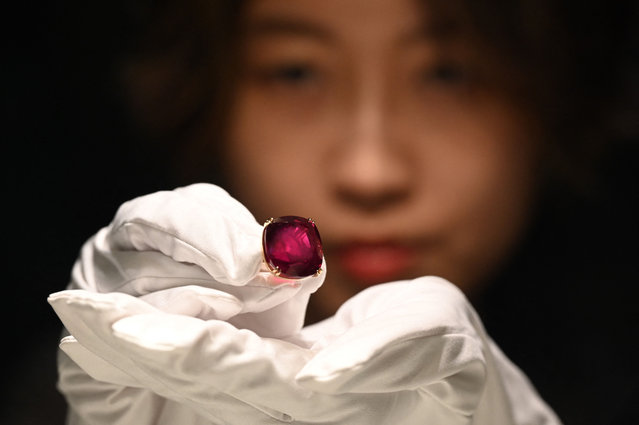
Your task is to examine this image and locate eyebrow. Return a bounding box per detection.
[241,15,461,48]
[242,16,335,43]
[401,20,462,45]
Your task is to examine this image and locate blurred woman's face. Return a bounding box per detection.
[226,0,541,319]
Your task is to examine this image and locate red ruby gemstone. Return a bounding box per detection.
[262,216,323,279]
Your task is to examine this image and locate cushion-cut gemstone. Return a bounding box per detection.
[262,216,323,279]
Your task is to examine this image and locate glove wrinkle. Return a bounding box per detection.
[113,219,261,285]
[60,335,142,388]
[108,185,264,286]
[297,333,486,416]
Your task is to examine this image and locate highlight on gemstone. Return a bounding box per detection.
[262,216,323,279]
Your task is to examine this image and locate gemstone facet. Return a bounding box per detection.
[262,216,323,279]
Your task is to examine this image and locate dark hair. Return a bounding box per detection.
[113,0,638,190]
[431,0,639,189]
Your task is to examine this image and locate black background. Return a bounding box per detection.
[5,4,174,423]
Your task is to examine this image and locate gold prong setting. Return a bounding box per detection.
[261,215,324,280]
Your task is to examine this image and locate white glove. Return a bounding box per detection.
[50,280,561,424]
[297,279,562,425]
[50,183,561,424]
[51,183,325,424]
[67,183,324,337]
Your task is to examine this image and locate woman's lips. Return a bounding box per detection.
[336,241,418,287]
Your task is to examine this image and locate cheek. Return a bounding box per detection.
[453,146,537,245]
[438,137,537,220]
[419,107,541,284]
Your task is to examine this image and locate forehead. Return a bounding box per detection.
[241,0,430,46]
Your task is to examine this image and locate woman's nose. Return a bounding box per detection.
[329,92,412,213]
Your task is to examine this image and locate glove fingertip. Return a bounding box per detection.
[47,289,77,305]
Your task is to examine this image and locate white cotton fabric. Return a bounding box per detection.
[49,183,562,425]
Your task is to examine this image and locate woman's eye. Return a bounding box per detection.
[259,64,318,85]
[421,62,469,86]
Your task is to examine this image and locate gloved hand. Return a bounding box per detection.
[50,183,325,424]
[50,280,561,424]
[50,183,561,424]
[66,183,325,338]
[296,279,562,425]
